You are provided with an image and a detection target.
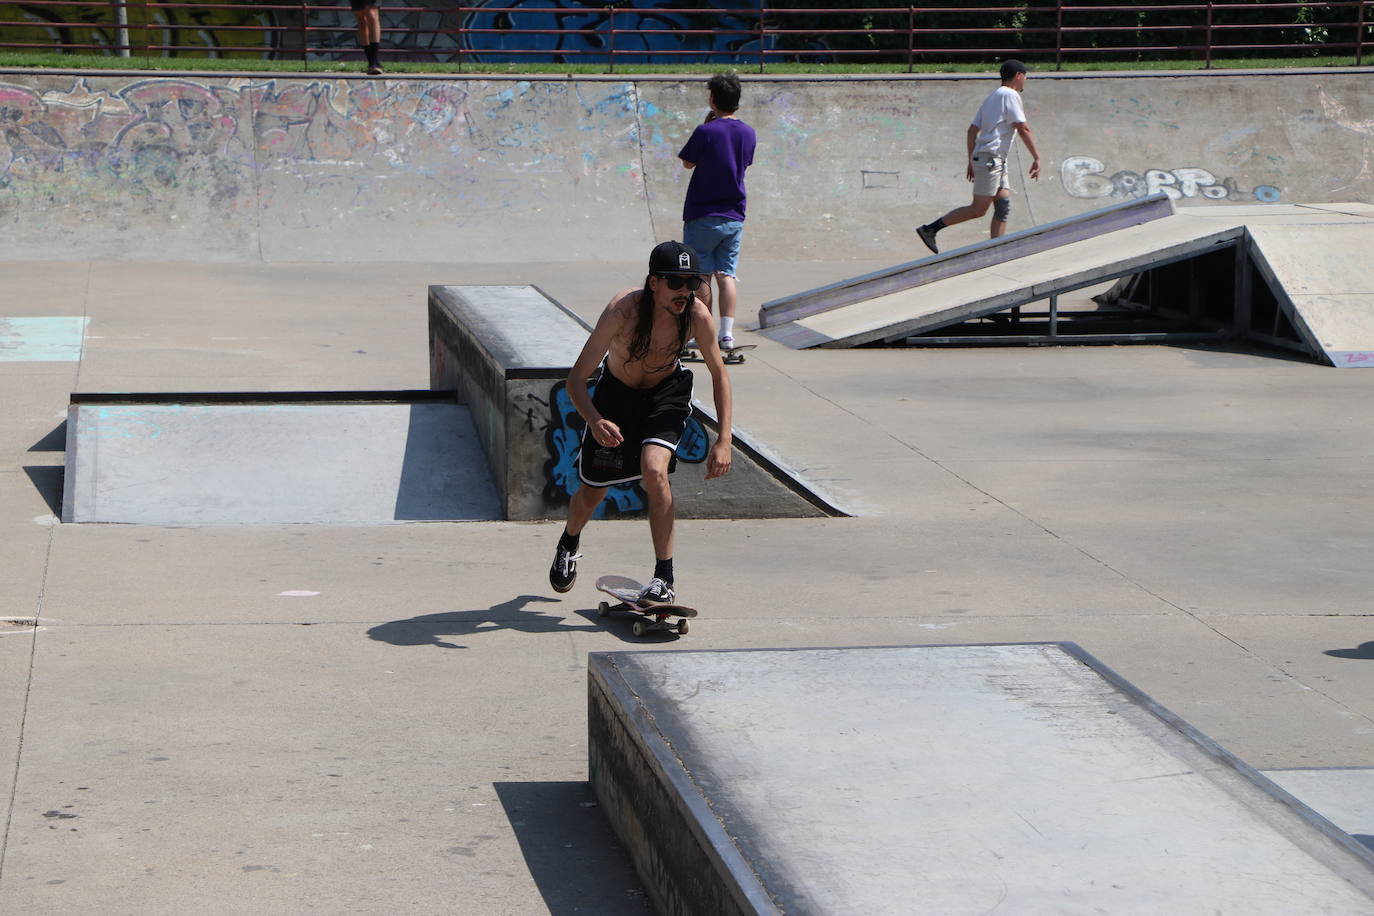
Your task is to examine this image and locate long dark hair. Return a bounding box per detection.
[628,276,691,372]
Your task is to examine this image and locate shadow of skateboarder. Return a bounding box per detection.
[367,595,597,649]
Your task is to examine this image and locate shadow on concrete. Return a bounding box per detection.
[572,608,686,644]
[493,781,650,915]
[1324,643,1374,660]
[393,402,500,521]
[23,422,66,516]
[29,421,65,452]
[366,595,595,649]
[23,466,63,516]
[1176,342,1316,368]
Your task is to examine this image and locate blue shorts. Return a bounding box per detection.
[684,216,743,277]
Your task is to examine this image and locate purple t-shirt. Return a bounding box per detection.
[679,117,756,223]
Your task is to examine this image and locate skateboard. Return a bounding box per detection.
[680,343,756,365]
[594,575,698,637]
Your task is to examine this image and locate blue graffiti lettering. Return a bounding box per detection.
[542,378,707,519]
[460,0,771,65]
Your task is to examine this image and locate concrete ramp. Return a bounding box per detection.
[63,393,502,525]
[590,643,1374,914]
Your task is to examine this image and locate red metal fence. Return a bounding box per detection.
[0,1,1368,70]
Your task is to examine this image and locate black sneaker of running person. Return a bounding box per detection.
[917,224,939,255]
[549,543,581,593]
[637,577,675,607]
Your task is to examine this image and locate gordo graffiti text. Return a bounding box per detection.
[1061,156,1280,204]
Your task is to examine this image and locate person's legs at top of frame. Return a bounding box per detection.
[350,0,384,75]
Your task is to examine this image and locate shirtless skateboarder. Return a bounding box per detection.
[548,241,733,606]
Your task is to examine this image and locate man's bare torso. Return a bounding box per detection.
[603,288,693,388]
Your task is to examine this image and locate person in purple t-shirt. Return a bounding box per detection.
[678,72,756,351]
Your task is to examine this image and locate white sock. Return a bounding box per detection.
[719,316,735,340]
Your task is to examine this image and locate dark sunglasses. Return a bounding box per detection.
[656,274,703,291]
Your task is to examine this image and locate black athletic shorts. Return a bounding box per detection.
[349,0,377,10]
[578,363,694,487]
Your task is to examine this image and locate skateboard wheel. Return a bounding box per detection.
[676,619,689,635]
[632,619,648,638]
[597,601,610,617]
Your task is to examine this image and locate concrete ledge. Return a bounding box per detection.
[428,284,846,520]
[429,285,586,520]
[758,193,1175,329]
[589,643,1374,914]
[62,391,499,525]
[588,654,778,916]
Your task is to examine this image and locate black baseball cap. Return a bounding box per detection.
[649,240,703,276]
[1000,59,1028,81]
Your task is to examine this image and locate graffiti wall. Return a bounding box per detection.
[1,71,1371,262]
[0,75,661,260]
[458,0,770,64]
[1,0,772,63]
[0,2,276,58]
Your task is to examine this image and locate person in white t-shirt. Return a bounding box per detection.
[917,60,1042,254]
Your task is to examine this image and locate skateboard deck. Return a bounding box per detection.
[681,343,756,365]
[594,575,698,637]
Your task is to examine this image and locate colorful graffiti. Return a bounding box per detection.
[0,76,652,208]
[1,0,772,64]
[1061,156,1281,203]
[459,0,769,64]
[0,2,275,58]
[541,378,707,519]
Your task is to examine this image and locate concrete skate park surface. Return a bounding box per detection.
[1,67,1374,912]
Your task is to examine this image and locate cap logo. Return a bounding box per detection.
[678,251,692,269]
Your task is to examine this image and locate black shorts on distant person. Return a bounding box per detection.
[578,363,694,487]
[350,0,376,10]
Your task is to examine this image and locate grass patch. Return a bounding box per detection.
[0,50,1363,76]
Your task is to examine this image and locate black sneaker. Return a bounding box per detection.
[549,543,581,593]
[637,577,675,607]
[917,224,939,255]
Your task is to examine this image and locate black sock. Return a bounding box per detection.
[654,558,673,586]
[928,218,946,234]
[365,42,380,67]
[559,530,580,553]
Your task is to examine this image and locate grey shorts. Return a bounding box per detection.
[971,153,1010,197]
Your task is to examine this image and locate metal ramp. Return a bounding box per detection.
[759,199,1374,367]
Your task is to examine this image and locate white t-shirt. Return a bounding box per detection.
[970,85,1027,159]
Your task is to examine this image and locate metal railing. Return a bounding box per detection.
[0,1,1368,71]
